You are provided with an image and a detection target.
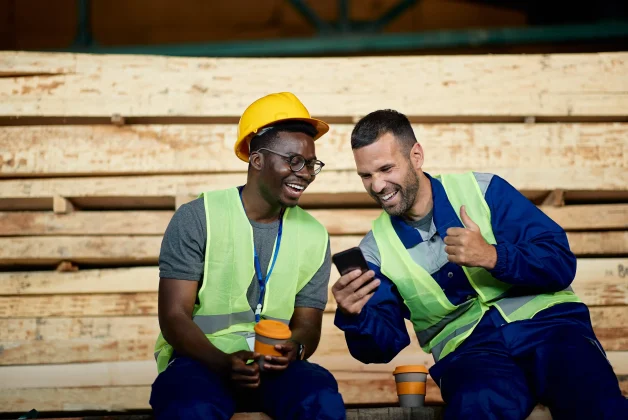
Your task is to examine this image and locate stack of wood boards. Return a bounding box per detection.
[0,51,626,414]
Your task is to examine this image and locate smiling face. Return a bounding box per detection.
[353,132,422,216]
[253,130,317,208]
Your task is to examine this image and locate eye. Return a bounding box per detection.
[359,174,371,180]
[381,165,393,173]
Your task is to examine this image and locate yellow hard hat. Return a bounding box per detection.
[235,92,329,162]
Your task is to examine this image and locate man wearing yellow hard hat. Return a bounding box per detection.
[150,92,346,419]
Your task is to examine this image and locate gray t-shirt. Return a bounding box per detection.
[159,197,331,311]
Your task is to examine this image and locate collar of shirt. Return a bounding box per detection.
[390,172,465,249]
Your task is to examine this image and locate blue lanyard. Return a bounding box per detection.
[239,188,283,322]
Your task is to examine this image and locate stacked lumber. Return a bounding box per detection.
[0,51,627,415]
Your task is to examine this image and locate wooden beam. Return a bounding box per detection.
[52,196,74,214]
[2,52,627,117]
[2,123,627,177]
[2,260,626,308]
[1,173,626,213]
[0,353,625,410]
[1,307,625,365]
[1,204,625,236]
[1,232,625,267]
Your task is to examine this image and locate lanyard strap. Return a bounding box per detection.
[239,187,284,322]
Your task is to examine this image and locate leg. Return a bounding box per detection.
[524,328,628,420]
[149,356,237,420]
[258,360,346,420]
[434,351,536,420]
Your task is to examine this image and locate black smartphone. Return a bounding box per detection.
[332,247,378,292]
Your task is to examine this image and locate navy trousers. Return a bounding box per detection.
[149,355,346,420]
[429,303,628,420]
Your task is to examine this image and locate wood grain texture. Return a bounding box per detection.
[1,259,626,307]
[1,309,626,365]
[1,204,626,236]
[2,232,624,267]
[2,52,627,117]
[1,123,626,177]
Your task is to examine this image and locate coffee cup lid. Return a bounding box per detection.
[393,365,428,375]
[254,319,291,339]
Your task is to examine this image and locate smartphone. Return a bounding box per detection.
[332,246,379,292]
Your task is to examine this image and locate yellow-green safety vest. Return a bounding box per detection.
[372,172,581,362]
[154,187,329,373]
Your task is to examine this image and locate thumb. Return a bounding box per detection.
[460,205,479,231]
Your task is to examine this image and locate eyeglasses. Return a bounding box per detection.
[255,148,325,175]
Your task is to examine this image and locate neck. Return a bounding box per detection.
[404,172,433,221]
[241,183,283,223]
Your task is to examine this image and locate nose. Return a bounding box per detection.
[371,175,386,194]
[295,166,313,182]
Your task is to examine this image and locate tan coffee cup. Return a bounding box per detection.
[393,365,428,407]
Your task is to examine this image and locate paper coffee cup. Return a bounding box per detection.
[393,365,428,407]
[254,319,291,357]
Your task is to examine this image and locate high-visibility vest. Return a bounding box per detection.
[372,172,581,362]
[154,187,328,373]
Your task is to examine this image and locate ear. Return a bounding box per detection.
[249,151,264,171]
[409,142,424,170]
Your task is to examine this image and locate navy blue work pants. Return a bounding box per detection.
[149,355,346,420]
[429,303,628,420]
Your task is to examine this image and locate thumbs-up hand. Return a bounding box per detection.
[444,205,497,269]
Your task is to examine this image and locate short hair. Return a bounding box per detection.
[351,109,417,153]
[249,120,318,154]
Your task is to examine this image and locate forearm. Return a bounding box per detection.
[161,313,230,375]
[490,234,577,291]
[290,325,320,359]
[336,305,410,364]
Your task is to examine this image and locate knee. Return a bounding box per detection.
[443,378,533,420]
[284,361,340,391]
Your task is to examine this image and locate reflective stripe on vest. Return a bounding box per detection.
[153,187,328,374]
[373,172,581,362]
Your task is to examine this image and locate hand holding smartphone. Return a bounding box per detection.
[331,247,381,316]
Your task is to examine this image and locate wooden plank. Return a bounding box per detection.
[2,52,627,117]
[1,307,626,365]
[1,204,625,236]
[0,267,159,295]
[1,123,627,177]
[1,173,627,213]
[0,353,625,407]
[2,259,626,309]
[0,232,626,267]
[0,211,173,236]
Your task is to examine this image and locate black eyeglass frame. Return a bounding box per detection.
[255,148,325,175]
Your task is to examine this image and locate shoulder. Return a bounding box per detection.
[472,172,495,197]
[291,206,327,233]
[359,230,381,267]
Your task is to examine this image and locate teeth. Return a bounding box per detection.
[287,183,304,190]
[382,191,396,201]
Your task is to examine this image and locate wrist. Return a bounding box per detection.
[482,244,498,270]
[288,339,305,360]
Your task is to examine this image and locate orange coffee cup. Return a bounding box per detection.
[393,365,428,407]
[254,319,291,357]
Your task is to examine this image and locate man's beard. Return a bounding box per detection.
[371,168,420,217]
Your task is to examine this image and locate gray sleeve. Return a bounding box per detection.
[158,198,206,281]
[294,237,332,310]
[359,230,381,267]
[473,172,494,197]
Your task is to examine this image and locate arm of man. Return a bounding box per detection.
[444,174,576,292]
[333,233,411,364]
[486,175,577,291]
[158,200,260,387]
[262,238,330,370]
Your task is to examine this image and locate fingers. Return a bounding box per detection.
[274,342,294,355]
[446,227,466,237]
[444,245,461,256]
[332,269,365,291]
[443,235,464,246]
[460,205,479,231]
[262,355,290,371]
